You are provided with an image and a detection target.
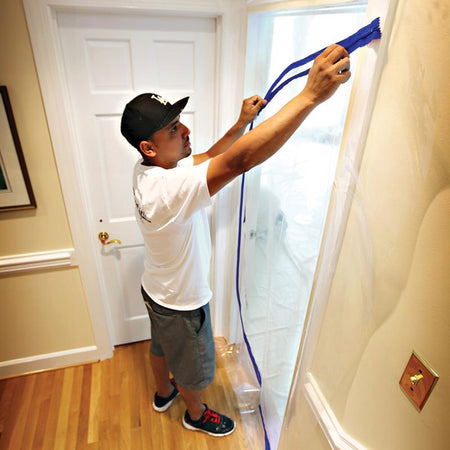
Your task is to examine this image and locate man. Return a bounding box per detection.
[120,44,350,437]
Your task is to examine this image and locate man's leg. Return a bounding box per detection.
[148,301,235,436]
[150,353,205,420]
[177,386,205,420]
[150,353,174,397]
[150,352,181,413]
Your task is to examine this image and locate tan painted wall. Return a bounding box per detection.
[280,0,450,448]
[0,0,95,364]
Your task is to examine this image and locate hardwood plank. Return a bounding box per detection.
[0,377,22,448]
[20,373,43,449]
[6,375,36,450]
[76,365,93,449]
[129,343,145,429]
[97,358,115,448]
[30,371,55,449]
[118,346,132,450]
[130,426,143,450]
[87,362,101,445]
[137,385,158,450]
[0,377,16,434]
[66,365,84,450]
[41,369,65,450]
[54,367,74,449]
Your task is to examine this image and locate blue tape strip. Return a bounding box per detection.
[235,19,381,450]
[235,171,262,386]
[259,404,271,450]
[264,18,381,106]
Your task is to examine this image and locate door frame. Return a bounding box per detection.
[23,0,248,359]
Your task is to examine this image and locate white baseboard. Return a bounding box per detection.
[304,372,366,450]
[0,248,76,274]
[0,345,99,379]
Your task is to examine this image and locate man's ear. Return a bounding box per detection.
[139,140,157,158]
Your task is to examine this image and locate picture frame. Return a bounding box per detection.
[0,85,36,212]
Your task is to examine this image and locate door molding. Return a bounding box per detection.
[23,0,248,359]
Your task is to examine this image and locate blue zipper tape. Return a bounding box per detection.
[263,17,381,107]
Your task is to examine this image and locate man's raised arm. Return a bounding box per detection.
[206,44,351,196]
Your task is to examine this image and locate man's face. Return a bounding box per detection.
[148,115,191,168]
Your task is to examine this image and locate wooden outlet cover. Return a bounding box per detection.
[399,351,439,411]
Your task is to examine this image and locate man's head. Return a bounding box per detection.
[121,93,189,152]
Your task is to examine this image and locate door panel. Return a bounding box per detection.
[57,11,216,344]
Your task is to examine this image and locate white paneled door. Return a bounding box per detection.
[57,12,216,344]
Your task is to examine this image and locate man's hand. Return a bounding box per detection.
[303,44,351,105]
[237,95,267,128]
[193,95,266,165]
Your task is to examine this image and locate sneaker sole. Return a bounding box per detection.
[152,392,180,412]
[182,416,236,437]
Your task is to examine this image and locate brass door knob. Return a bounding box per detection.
[98,231,122,245]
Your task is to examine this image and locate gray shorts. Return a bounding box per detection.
[141,287,215,391]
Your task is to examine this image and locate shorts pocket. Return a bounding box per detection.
[188,306,205,335]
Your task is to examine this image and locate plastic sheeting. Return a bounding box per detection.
[219,6,368,449]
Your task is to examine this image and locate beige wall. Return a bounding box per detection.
[0,0,95,366]
[280,0,450,448]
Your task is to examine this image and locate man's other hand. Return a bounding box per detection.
[237,95,267,127]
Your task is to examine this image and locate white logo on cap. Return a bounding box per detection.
[151,94,168,105]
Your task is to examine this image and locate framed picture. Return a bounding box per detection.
[0,86,36,212]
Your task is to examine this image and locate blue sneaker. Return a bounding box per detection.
[182,404,236,436]
[153,379,180,412]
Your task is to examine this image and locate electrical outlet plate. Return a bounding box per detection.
[399,351,439,411]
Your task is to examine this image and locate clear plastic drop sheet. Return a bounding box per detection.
[227,6,370,448]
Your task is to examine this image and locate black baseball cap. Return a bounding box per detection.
[121,93,189,149]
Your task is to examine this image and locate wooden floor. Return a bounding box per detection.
[0,340,265,449]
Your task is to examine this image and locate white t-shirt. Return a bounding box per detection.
[133,156,213,310]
